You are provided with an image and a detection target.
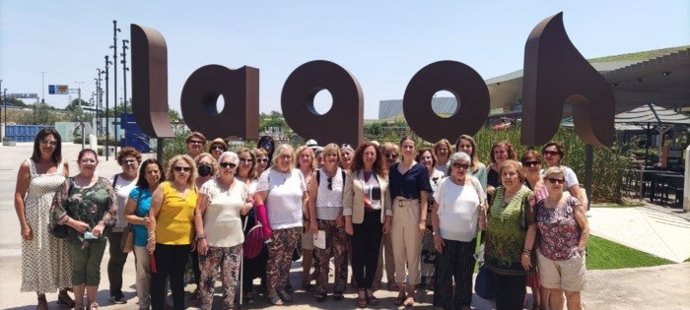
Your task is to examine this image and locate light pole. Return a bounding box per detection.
[96,68,103,135]
[111,20,121,149]
[73,81,84,149]
[105,56,112,160]
[121,39,129,147]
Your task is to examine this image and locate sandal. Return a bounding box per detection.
[268,295,284,306]
[278,290,293,303]
[36,295,48,310]
[404,296,415,307]
[57,290,76,308]
[366,290,379,306]
[315,292,326,302]
[393,292,407,306]
[333,292,344,301]
[356,291,367,308]
[89,302,100,310]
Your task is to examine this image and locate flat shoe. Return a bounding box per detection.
[404,296,415,307]
[367,293,379,306]
[356,296,367,308]
[57,291,76,308]
[393,292,406,306]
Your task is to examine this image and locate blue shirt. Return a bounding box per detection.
[129,187,153,247]
[389,162,432,199]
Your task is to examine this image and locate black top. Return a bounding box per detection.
[487,166,501,189]
[389,162,432,199]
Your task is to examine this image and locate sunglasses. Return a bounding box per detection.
[327,176,333,191]
[174,166,192,173]
[452,163,469,170]
[522,160,540,167]
[385,153,398,159]
[257,158,269,163]
[219,162,237,169]
[39,140,58,146]
[211,145,226,151]
[547,177,565,185]
[123,159,137,165]
[543,150,560,156]
[188,139,204,145]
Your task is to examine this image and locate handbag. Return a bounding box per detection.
[50,223,69,239]
[120,224,134,253]
[474,264,494,300]
[48,177,75,239]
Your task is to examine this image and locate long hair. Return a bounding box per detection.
[351,142,388,177]
[455,134,481,172]
[294,145,316,172]
[165,154,197,187]
[236,147,257,180]
[31,128,62,164]
[136,158,165,189]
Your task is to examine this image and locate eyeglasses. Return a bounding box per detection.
[543,150,560,157]
[547,177,565,185]
[174,166,192,173]
[188,139,204,145]
[39,140,58,146]
[452,163,469,170]
[123,159,137,165]
[385,153,398,159]
[257,158,269,163]
[522,160,540,167]
[240,158,253,163]
[327,176,333,191]
[211,145,226,151]
[219,162,237,169]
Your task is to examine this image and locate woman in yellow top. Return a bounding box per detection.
[146,155,198,310]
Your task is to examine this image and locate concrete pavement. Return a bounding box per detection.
[1,143,690,309]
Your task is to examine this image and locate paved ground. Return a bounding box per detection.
[1,143,690,309]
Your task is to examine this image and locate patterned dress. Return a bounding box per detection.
[21,159,72,293]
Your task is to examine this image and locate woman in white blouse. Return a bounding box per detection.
[255,144,308,306]
[193,152,253,310]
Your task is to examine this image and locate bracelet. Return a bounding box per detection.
[195,234,206,241]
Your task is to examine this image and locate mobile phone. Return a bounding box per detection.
[84,231,98,240]
[370,187,381,200]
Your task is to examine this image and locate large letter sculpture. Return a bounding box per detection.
[403,61,490,142]
[521,12,614,146]
[131,24,174,138]
[181,65,259,140]
[281,60,364,146]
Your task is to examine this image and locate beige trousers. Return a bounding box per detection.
[133,246,151,310]
[391,199,422,285]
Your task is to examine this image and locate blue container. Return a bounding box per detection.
[6,125,53,142]
[118,113,151,153]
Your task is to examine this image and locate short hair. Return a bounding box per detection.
[135,158,165,189]
[272,144,295,168]
[381,142,400,156]
[294,145,316,171]
[77,148,98,163]
[455,134,481,172]
[416,148,437,167]
[433,139,452,156]
[490,140,517,163]
[166,154,197,186]
[218,151,239,167]
[236,147,257,179]
[322,143,341,162]
[448,152,472,175]
[208,138,228,152]
[543,166,565,178]
[351,141,388,177]
[399,135,415,146]
[31,128,62,164]
[117,147,142,165]
[521,150,542,165]
[499,159,525,183]
[185,131,207,144]
[194,152,218,177]
[542,142,566,158]
[254,148,269,159]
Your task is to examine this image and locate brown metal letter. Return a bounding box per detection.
[521,12,614,147]
[130,24,174,138]
[281,60,363,146]
[180,65,259,140]
[402,61,490,142]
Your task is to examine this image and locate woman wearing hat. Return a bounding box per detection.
[208,138,229,161]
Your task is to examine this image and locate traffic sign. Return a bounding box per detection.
[48,84,69,95]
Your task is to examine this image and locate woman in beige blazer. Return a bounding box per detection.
[344,142,392,308]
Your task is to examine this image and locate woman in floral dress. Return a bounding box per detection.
[14,128,74,310]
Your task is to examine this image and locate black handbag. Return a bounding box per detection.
[50,223,69,239]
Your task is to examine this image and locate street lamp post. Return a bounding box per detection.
[105,56,112,160]
[121,39,129,147]
[73,81,84,149]
[111,20,121,149]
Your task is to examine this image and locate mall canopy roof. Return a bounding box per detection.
[487,46,690,114]
[562,103,690,131]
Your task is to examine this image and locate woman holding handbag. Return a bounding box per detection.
[124,158,164,310]
[107,147,141,304]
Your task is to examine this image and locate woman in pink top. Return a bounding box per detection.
[536,166,590,310]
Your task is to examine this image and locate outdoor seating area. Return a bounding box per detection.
[624,167,685,208]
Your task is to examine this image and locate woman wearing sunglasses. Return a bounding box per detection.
[208,138,228,161]
[455,134,488,192]
[147,155,198,310]
[416,148,445,290]
[522,150,548,310]
[536,166,589,310]
[254,148,270,176]
[194,151,254,310]
[373,142,399,291]
[295,145,318,290]
[541,142,587,207]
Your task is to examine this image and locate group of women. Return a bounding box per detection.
[15,128,589,310]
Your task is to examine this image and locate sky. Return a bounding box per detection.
[1,1,688,119]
